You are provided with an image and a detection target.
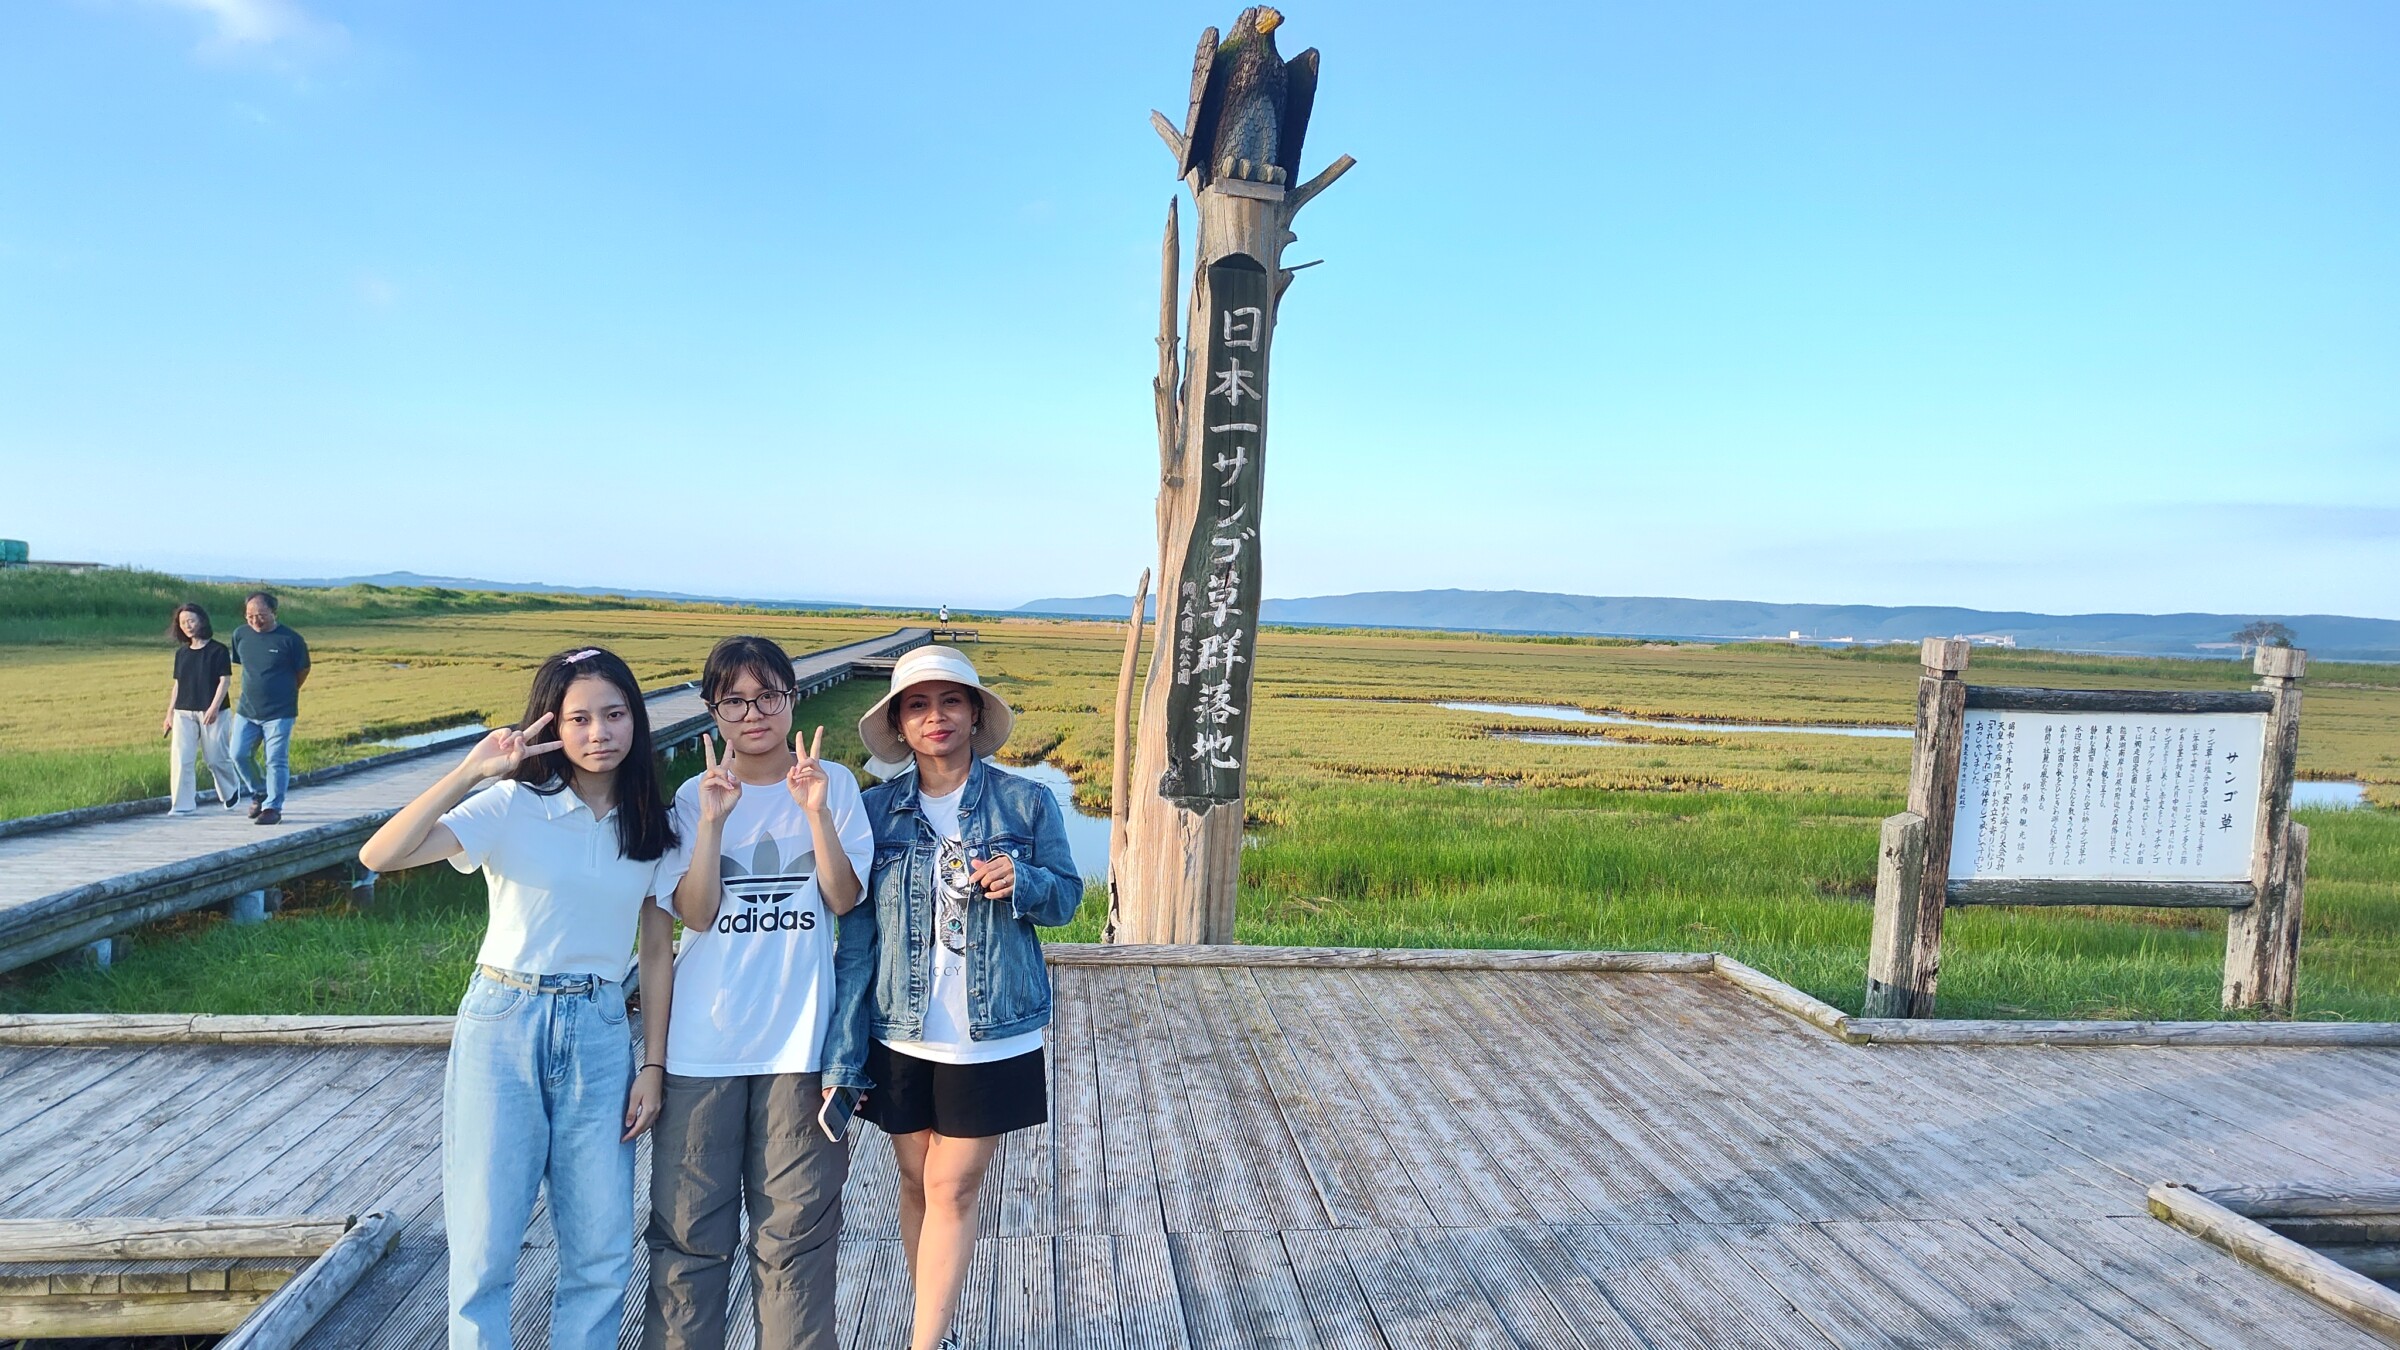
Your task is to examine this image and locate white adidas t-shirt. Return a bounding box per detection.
[880,784,1046,1067]
[654,764,873,1077]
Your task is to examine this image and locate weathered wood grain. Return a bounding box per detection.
[2205,1182,2400,1218]
[1862,811,1932,1019]
[0,1287,273,1336]
[1964,686,2276,714]
[1711,952,1856,1039]
[0,1014,454,1045]
[0,1216,347,1262]
[1845,1018,2400,1046]
[1044,944,1713,972]
[2150,1180,2400,1341]
[12,961,2400,1348]
[1945,878,2257,908]
[2227,648,2308,1013]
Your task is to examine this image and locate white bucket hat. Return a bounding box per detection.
[857,645,1015,765]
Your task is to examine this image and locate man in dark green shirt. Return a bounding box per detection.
[228,590,310,824]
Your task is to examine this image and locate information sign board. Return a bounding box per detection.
[1946,710,2267,883]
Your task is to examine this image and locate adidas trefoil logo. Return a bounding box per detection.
[714,836,818,935]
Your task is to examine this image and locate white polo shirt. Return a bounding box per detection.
[441,779,665,980]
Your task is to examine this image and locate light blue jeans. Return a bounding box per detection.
[444,969,637,1350]
[228,714,295,810]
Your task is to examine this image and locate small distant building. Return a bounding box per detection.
[0,541,107,573]
[1958,633,2018,649]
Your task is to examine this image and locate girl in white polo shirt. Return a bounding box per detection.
[360,646,679,1350]
[638,636,871,1350]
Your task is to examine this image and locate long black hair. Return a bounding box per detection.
[510,646,678,862]
[167,603,213,642]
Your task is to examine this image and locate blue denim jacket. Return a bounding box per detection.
[825,758,1083,1084]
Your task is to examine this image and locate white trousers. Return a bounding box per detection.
[169,710,239,812]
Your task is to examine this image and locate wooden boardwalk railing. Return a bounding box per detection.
[0,628,930,974]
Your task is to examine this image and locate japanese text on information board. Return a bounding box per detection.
[1946,711,2268,882]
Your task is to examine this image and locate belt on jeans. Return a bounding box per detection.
[476,964,607,993]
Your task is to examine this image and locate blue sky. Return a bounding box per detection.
[2,1,2394,616]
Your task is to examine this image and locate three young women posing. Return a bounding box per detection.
[360,646,678,1350]
[640,636,871,1350]
[849,645,1082,1350]
[360,638,1079,1350]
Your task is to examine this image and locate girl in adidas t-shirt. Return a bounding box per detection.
[639,636,872,1350]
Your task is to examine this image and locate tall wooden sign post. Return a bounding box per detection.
[1865,639,2311,1018]
[1110,8,1353,944]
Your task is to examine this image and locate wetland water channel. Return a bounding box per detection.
[1442,703,2376,808]
[1440,701,1915,740]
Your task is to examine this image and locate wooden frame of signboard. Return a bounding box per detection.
[1864,638,2308,1019]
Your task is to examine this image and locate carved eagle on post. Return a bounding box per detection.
[1181,7,1319,189]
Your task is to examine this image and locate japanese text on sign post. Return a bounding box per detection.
[1160,256,1271,808]
[1946,710,2269,882]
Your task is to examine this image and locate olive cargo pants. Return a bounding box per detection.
[642,1071,847,1350]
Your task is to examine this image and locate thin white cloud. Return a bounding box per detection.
[144,0,346,62]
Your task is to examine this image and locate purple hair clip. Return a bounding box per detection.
[563,648,602,664]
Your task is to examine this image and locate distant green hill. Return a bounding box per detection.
[1016,589,2400,661]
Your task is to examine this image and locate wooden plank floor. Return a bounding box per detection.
[0,629,926,922]
[6,965,2399,1347]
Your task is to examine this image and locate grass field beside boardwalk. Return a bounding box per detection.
[0,574,927,819]
[3,570,2396,1021]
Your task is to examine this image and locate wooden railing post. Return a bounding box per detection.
[1863,638,1969,1018]
[1863,811,1929,1017]
[2226,646,2306,1014]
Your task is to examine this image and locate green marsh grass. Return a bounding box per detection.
[3,606,2394,1020]
[0,865,489,1015]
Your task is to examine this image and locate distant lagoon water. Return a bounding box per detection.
[1445,703,2377,807]
[370,721,488,751]
[2294,781,2369,810]
[1439,701,1914,740]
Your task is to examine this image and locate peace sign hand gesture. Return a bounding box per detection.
[787,726,830,814]
[696,734,742,827]
[461,713,563,781]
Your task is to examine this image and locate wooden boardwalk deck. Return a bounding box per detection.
[0,628,930,972]
[5,957,2398,1346]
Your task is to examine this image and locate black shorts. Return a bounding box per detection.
[859,1039,1047,1139]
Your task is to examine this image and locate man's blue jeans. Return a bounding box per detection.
[228,714,294,811]
[444,969,637,1350]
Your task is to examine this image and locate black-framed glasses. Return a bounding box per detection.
[706,689,795,720]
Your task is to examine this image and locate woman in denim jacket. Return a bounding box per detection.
[837,644,1079,1350]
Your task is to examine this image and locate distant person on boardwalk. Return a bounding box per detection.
[227,590,310,825]
[359,646,678,1350]
[848,646,1081,1350]
[936,604,948,625]
[161,602,239,814]
[639,635,871,1350]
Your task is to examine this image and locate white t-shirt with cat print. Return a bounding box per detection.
[655,764,873,1077]
[878,783,1046,1066]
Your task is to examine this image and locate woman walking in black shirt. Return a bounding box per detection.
[163,603,239,814]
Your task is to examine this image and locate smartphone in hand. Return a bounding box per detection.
[818,1086,859,1142]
